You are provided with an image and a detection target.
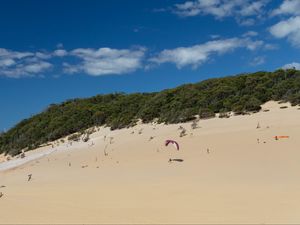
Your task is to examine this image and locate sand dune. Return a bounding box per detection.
[1,101,300,224]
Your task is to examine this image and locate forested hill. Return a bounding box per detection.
[1,69,300,156]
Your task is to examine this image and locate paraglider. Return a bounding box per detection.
[165,140,180,150]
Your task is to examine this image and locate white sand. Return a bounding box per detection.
[0,101,300,224]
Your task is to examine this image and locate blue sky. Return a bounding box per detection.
[1,0,300,131]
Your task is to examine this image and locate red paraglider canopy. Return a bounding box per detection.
[165,140,180,150]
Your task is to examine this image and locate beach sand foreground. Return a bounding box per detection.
[1,101,300,224]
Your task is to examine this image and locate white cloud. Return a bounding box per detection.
[0,48,33,59]
[0,47,146,78]
[269,16,300,47]
[65,47,146,76]
[53,49,68,57]
[263,43,278,50]
[210,34,221,39]
[150,38,263,68]
[35,52,52,59]
[23,61,52,73]
[242,31,258,37]
[0,58,15,67]
[63,62,80,74]
[271,0,300,16]
[250,56,265,66]
[282,62,300,70]
[173,0,269,25]
[0,48,53,78]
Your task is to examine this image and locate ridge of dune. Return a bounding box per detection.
[0,101,300,224]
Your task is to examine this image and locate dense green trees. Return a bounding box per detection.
[1,69,300,156]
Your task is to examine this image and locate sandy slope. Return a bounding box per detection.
[1,101,300,224]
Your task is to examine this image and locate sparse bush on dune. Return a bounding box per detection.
[199,108,215,119]
[68,133,81,142]
[219,109,230,118]
[1,69,300,156]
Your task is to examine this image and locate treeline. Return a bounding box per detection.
[1,69,300,156]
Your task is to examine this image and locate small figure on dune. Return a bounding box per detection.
[69,162,71,167]
[191,120,199,129]
[178,126,183,130]
[20,150,25,159]
[104,144,108,156]
[0,192,3,198]
[179,128,187,137]
[148,136,154,141]
[28,174,32,182]
[256,122,260,129]
[207,148,210,154]
[138,128,143,134]
[109,137,114,144]
[257,138,260,144]
[104,149,108,156]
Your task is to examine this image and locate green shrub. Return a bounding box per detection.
[2,69,300,156]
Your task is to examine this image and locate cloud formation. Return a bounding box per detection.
[250,56,265,66]
[0,48,53,78]
[0,36,270,78]
[173,0,269,25]
[64,47,146,76]
[269,16,300,47]
[271,0,300,16]
[282,62,300,70]
[150,38,264,68]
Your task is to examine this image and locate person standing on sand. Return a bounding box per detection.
[256,122,260,129]
[207,148,210,154]
[0,192,3,198]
